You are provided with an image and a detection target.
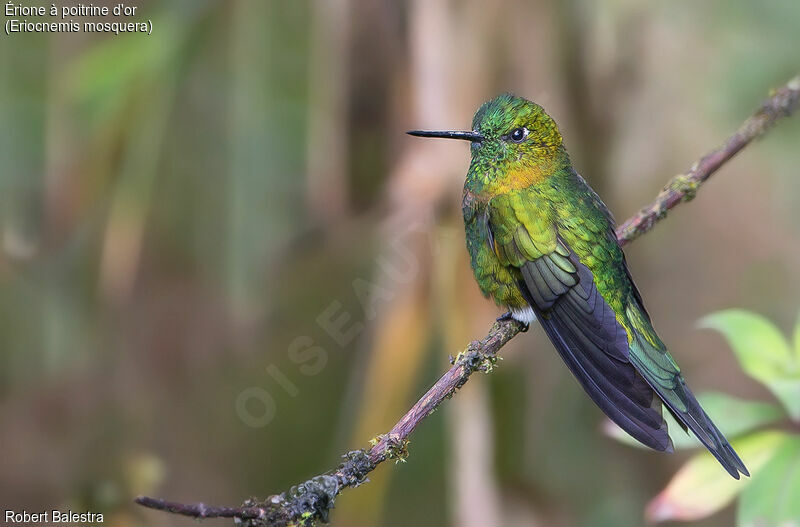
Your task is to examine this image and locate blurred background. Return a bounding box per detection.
[1,0,799,526]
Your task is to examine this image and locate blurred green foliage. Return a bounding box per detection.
[612,309,800,525]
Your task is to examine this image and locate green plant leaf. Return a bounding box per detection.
[738,436,800,527]
[701,309,800,420]
[604,392,785,450]
[645,430,789,522]
[766,378,800,422]
[700,309,792,378]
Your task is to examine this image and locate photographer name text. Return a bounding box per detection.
[4,509,103,524]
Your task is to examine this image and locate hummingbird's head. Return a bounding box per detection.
[408,94,568,193]
[469,93,563,152]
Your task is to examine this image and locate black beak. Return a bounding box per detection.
[406,130,484,142]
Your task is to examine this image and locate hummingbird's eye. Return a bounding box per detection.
[508,127,528,143]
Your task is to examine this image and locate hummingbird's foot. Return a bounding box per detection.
[496,311,514,322]
[497,311,530,332]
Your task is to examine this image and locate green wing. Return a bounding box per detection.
[488,191,673,451]
[488,185,748,478]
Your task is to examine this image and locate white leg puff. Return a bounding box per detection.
[510,306,537,325]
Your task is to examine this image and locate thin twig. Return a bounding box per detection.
[136,74,800,527]
[134,496,267,520]
[616,74,800,246]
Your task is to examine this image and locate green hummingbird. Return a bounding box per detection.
[408,94,749,479]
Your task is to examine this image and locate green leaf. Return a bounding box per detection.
[700,309,792,378]
[646,431,789,522]
[738,436,800,527]
[701,309,800,420]
[766,378,800,422]
[604,392,785,450]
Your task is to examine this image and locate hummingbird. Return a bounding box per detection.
[408,94,749,479]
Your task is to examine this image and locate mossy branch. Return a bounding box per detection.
[135,74,800,527]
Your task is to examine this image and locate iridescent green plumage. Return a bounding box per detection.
[410,94,749,479]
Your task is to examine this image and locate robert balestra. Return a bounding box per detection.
[5,509,104,523]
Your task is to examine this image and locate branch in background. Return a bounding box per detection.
[135,74,800,527]
[616,75,800,246]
